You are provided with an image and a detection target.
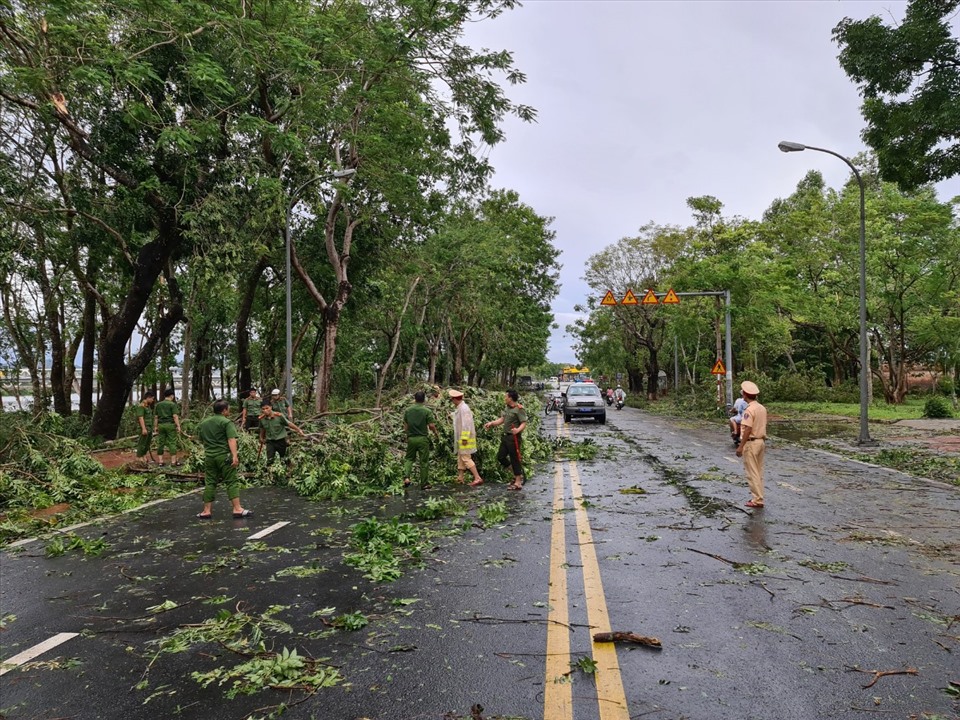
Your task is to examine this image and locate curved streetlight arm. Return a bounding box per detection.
[777,140,872,445]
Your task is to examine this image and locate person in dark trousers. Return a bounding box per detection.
[196,399,251,519]
[258,400,305,464]
[154,388,183,466]
[483,389,528,490]
[240,388,261,432]
[403,391,439,487]
[134,391,157,464]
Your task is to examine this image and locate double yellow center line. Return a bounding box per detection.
[544,417,630,719]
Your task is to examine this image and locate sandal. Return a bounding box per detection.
[196,512,212,520]
[232,509,254,518]
[745,500,764,508]
[507,483,522,491]
[468,478,484,487]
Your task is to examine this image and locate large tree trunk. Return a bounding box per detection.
[236,257,268,394]
[180,312,192,415]
[36,260,70,415]
[646,347,660,401]
[89,230,184,439]
[315,311,341,413]
[79,276,97,417]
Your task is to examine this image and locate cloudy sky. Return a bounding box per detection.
[463,0,960,364]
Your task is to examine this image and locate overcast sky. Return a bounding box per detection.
[463,0,960,364]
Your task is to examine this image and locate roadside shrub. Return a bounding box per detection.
[764,370,831,402]
[826,380,861,404]
[923,396,954,419]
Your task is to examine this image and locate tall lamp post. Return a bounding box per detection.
[284,168,356,411]
[778,141,874,445]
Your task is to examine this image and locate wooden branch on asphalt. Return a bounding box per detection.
[462,613,593,630]
[845,665,918,689]
[686,547,745,567]
[750,579,776,599]
[829,574,897,585]
[833,596,895,610]
[593,631,662,650]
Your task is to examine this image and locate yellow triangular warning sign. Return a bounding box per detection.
[621,288,639,305]
[600,290,618,306]
[711,359,726,375]
[641,289,660,305]
[662,288,680,304]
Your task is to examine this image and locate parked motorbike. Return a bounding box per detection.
[544,395,563,415]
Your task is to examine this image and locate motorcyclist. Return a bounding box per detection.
[605,387,614,405]
[613,384,626,408]
[728,395,749,443]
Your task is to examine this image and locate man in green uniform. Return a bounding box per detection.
[483,389,528,490]
[196,399,252,519]
[240,388,262,432]
[134,391,157,464]
[270,388,292,420]
[259,400,306,464]
[403,391,439,487]
[155,388,183,466]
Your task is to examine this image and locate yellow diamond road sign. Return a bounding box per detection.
[621,289,640,305]
[600,290,618,306]
[662,288,680,304]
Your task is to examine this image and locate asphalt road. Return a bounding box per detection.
[1,407,958,720]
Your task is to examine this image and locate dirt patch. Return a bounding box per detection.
[89,448,192,470]
[91,448,139,470]
[29,502,70,519]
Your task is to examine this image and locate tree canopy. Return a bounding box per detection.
[834,0,960,189]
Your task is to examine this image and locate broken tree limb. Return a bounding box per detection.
[686,547,745,566]
[828,574,897,585]
[833,596,895,610]
[593,631,662,650]
[845,665,919,689]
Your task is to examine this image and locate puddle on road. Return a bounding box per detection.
[770,420,853,443]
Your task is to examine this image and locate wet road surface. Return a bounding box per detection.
[1,407,958,720]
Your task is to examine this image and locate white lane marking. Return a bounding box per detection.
[0,632,79,676]
[247,521,290,540]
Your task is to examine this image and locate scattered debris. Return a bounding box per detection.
[593,631,662,650]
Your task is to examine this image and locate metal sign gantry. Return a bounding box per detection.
[601,288,733,408]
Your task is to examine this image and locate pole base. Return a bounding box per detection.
[856,436,879,447]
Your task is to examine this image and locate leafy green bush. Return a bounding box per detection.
[825,380,861,404]
[923,396,954,419]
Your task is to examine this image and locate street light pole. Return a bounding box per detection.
[778,141,874,445]
[284,169,356,412]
